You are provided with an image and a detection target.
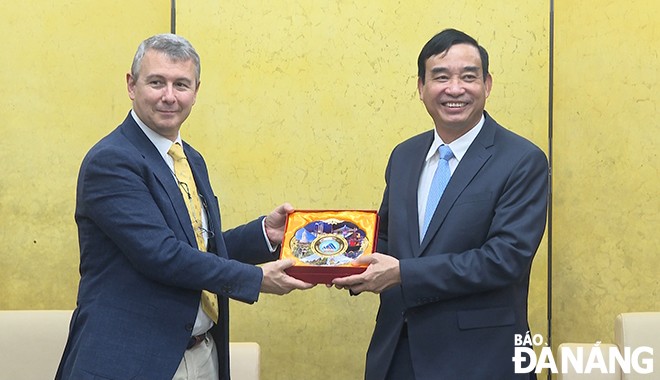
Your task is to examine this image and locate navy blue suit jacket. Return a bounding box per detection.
[367,112,548,379]
[56,113,276,379]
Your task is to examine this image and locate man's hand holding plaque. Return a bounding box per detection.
[260,203,316,294]
[331,253,401,294]
[260,258,315,295]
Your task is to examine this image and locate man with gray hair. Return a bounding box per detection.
[56,33,313,380]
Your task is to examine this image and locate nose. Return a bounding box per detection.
[445,77,465,96]
[161,85,176,103]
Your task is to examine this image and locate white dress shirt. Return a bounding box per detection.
[417,115,485,239]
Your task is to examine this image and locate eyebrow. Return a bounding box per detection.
[144,74,194,84]
[430,66,481,74]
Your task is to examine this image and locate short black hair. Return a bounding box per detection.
[417,28,489,83]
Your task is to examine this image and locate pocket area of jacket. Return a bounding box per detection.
[457,307,515,330]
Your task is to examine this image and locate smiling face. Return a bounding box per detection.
[127,49,200,141]
[418,43,492,142]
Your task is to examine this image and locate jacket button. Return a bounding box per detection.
[185,323,194,332]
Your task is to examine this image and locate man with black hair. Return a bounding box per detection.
[334,28,547,379]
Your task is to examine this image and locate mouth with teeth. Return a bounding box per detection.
[443,102,468,108]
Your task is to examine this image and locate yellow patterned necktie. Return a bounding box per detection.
[168,142,219,324]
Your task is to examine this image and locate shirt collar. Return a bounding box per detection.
[425,114,485,163]
[131,110,182,162]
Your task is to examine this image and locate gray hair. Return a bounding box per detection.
[130,34,201,84]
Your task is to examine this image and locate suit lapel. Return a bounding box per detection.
[406,133,433,252]
[185,143,225,257]
[185,144,213,225]
[418,115,496,255]
[120,117,199,248]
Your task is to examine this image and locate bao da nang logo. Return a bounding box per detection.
[512,332,654,374]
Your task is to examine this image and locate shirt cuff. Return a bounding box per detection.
[261,218,279,253]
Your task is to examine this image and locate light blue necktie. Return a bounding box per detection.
[422,145,454,239]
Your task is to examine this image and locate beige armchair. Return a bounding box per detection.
[558,312,659,379]
[0,310,260,380]
[614,312,659,380]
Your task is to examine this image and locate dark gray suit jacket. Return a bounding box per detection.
[367,112,548,379]
[56,113,275,379]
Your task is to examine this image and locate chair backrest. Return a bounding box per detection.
[0,310,260,379]
[230,342,261,380]
[615,312,659,380]
[0,310,72,379]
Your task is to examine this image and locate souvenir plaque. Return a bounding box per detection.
[280,210,379,284]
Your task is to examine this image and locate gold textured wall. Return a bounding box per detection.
[16,0,659,379]
[552,0,660,350]
[0,0,168,309]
